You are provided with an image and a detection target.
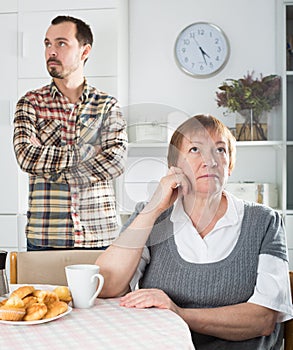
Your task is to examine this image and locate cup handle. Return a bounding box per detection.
[89,273,104,305]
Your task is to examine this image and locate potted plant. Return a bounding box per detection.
[215,72,281,141]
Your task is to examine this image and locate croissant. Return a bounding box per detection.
[43,300,68,319]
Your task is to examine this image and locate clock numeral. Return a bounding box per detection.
[215,56,220,61]
[217,46,222,53]
[183,39,190,45]
[200,64,204,71]
[184,57,189,63]
[181,48,186,53]
[215,38,219,45]
[197,29,204,36]
[189,32,195,39]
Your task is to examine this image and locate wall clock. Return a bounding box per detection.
[174,22,230,78]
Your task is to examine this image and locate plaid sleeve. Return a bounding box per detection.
[13,96,81,177]
[64,101,128,186]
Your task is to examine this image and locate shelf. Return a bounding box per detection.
[128,141,283,148]
[129,142,167,148]
[236,141,283,147]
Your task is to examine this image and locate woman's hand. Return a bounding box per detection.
[146,166,190,215]
[120,288,180,314]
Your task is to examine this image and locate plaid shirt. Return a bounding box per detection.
[13,80,127,248]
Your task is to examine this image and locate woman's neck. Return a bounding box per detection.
[182,192,227,238]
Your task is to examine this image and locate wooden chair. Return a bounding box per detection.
[10,250,104,286]
[284,271,293,350]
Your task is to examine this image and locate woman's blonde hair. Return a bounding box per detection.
[167,114,236,171]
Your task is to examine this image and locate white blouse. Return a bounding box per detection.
[131,192,293,323]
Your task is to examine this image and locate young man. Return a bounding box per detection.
[13,16,127,250]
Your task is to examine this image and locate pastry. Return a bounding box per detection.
[23,302,47,321]
[0,299,7,307]
[43,300,68,319]
[53,286,72,303]
[0,285,69,322]
[0,289,27,320]
[0,306,26,321]
[23,296,38,309]
[33,290,59,305]
[5,295,25,308]
[10,285,35,300]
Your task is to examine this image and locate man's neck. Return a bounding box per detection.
[54,76,85,104]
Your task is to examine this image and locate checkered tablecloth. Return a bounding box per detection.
[0,286,195,350]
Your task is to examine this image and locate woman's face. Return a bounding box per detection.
[176,129,231,196]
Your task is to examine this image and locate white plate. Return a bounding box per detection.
[0,305,72,325]
[0,284,72,325]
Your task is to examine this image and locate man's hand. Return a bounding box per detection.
[94,145,102,156]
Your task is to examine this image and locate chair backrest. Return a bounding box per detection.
[10,250,104,286]
[284,271,293,350]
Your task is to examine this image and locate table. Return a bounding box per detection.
[0,285,195,350]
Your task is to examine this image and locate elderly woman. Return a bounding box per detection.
[96,115,292,349]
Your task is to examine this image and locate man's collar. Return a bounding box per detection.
[49,78,90,102]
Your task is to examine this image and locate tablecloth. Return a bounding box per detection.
[0,285,195,350]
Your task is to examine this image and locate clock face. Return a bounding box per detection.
[174,22,230,77]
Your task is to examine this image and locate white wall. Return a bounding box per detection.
[127,0,276,124]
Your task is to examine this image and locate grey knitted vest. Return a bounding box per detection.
[138,202,287,350]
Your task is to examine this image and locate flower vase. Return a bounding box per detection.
[235,109,268,141]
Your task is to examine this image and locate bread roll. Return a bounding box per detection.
[53,286,72,303]
[43,300,68,319]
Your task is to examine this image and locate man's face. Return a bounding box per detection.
[44,21,87,79]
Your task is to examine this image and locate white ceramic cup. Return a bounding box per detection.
[65,264,104,309]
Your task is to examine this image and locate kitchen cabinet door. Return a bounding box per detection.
[116,157,168,214]
[0,101,18,213]
[0,14,17,101]
[0,14,18,214]
[18,9,118,79]
[0,1,17,12]
[18,0,117,12]
[0,216,18,247]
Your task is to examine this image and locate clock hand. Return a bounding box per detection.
[199,47,210,59]
[199,47,210,65]
[193,38,210,65]
[199,47,207,65]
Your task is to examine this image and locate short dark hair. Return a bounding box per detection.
[51,15,93,47]
[167,114,236,172]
